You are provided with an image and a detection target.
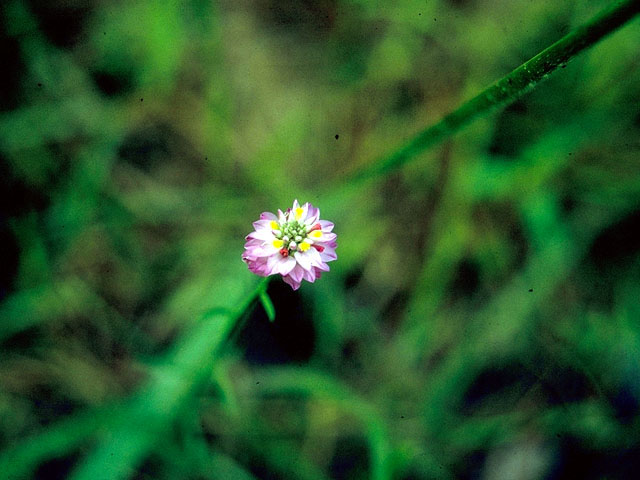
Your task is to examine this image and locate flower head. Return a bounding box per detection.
[242,200,337,290]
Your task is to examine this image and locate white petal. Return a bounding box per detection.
[254,244,279,257]
[266,254,282,274]
[248,230,276,241]
[306,248,323,267]
[294,251,312,271]
[278,256,297,275]
[253,220,273,231]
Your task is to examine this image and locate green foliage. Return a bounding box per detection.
[1,0,640,479]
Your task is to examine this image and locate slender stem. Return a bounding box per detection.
[231,275,272,318]
[68,275,273,480]
[225,275,272,346]
[342,0,640,184]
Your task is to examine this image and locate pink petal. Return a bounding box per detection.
[246,257,270,276]
[322,232,337,242]
[306,204,319,223]
[244,238,263,247]
[260,212,277,221]
[319,220,334,232]
[282,274,302,290]
[320,247,337,262]
[315,261,330,272]
[288,265,305,284]
[302,267,317,282]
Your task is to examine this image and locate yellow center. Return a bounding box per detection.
[270,221,280,230]
[273,239,284,248]
[295,207,304,220]
[299,241,310,252]
[310,230,322,238]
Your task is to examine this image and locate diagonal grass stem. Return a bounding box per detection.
[341,0,640,184]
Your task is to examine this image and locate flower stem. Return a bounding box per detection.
[225,275,273,344]
[231,275,272,319]
[343,0,640,183]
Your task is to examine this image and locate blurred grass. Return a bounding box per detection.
[1,0,640,479]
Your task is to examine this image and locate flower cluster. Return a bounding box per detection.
[242,200,337,290]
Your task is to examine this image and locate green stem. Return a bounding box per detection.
[231,275,272,319]
[343,0,640,183]
[67,275,272,480]
[225,275,273,345]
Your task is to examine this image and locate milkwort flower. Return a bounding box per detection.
[242,200,337,290]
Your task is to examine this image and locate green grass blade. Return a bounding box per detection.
[344,0,640,183]
[68,279,271,480]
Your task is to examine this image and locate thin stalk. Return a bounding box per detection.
[225,275,272,345]
[342,0,640,184]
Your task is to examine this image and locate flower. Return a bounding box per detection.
[242,200,337,290]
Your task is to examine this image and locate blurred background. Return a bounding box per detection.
[1,0,640,478]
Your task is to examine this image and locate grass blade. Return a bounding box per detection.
[344,0,640,183]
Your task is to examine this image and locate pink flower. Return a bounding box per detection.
[242,200,337,290]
